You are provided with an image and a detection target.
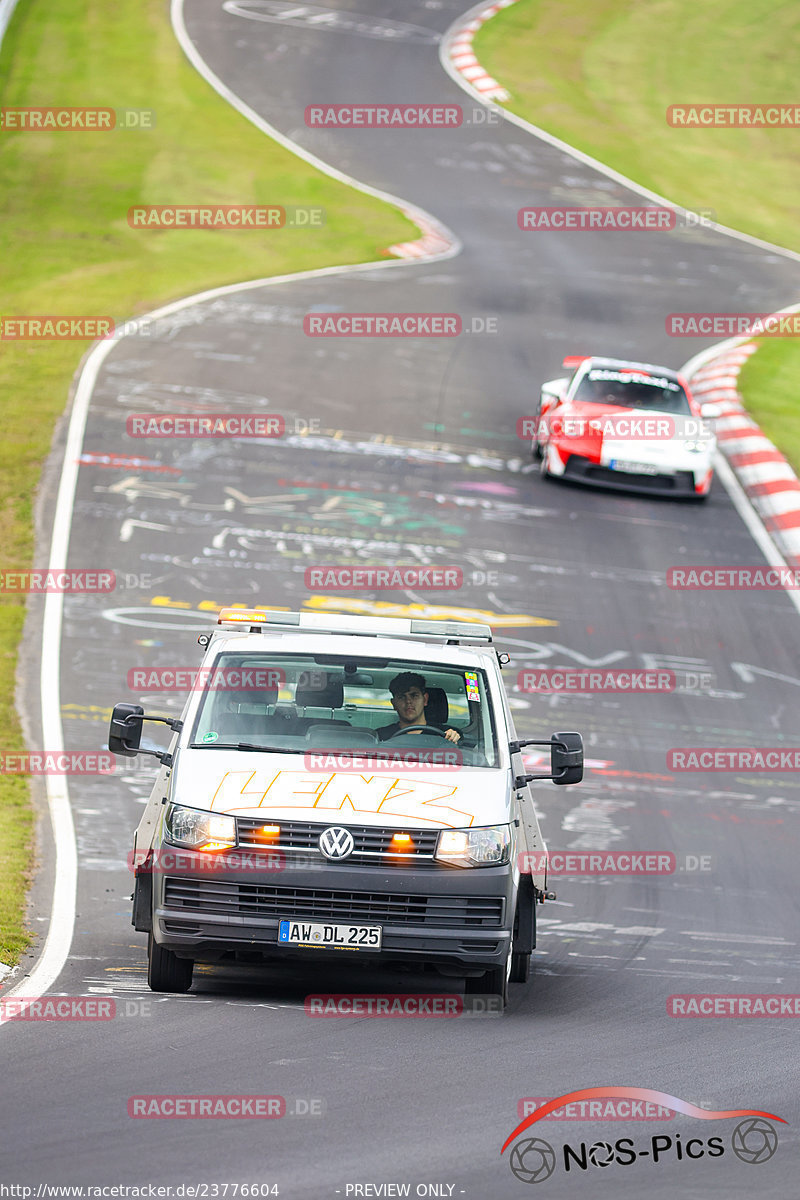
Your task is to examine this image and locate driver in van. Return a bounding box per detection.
[376,672,461,743]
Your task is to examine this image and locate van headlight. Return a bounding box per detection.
[165,804,236,851]
[435,825,511,868]
[684,440,709,453]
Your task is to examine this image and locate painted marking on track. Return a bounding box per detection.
[98,595,558,629]
[222,0,441,43]
[13,0,798,1023]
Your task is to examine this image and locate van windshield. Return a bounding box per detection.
[189,654,499,767]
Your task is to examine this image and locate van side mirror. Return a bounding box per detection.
[550,731,583,785]
[109,702,143,757]
[107,702,183,766]
[511,731,584,787]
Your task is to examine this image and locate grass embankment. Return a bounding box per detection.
[0,0,416,966]
[475,0,800,471]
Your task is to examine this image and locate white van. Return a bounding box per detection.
[109,608,583,1006]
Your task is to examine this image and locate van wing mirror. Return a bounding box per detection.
[107,702,183,765]
[108,702,144,757]
[550,731,583,785]
[511,731,584,787]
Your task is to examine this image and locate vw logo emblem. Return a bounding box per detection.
[319,826,355,860]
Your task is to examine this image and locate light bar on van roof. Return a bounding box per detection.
[217,608,300,626]
[215,607,493,642]
[562,355,590,369]
[409,619,490,639]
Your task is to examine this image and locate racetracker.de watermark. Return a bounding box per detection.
[1,316,155,340]
[667,104,800,126]
[2,316,115,339]
[667,566,800,589]
[303,313,490,336]
[0,752,115,775]
[126,414,284,437]
[302,748,464,771]
[126,667,286,691]
[518,206,676,231]
[305,103,462,127]
[516,415,714,442]
[128,849,287,875]
[0,997,115,1022]
[128,206,285,228]
[0,107,155,130]
[304,994,502,1017]
[0,569,115,592]
[667,748,800,771]
[517,669,677,694]
[128,1096,285,1119]
[518,851,676,875]
[667,312,800,336]
[668,995,800,1016]
[304,566,462,590]
[517,1098,675,1120]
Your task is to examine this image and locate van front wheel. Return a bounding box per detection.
[147,932,193,993]
[464,938,512,1008]
[510,948,531,983]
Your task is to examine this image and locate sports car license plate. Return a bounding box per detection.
[278,919,382,950]
[608,459,661,475]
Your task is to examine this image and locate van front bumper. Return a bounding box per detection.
[150,858,514,971]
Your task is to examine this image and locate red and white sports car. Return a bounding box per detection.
[533,356,720,500]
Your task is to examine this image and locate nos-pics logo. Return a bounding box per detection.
[502,1088,783,1184]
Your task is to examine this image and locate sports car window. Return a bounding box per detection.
[574,369,691,414]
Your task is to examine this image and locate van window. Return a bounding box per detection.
[188,654,499,766]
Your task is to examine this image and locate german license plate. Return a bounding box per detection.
[608,459,660,475]
[278,919,382,950]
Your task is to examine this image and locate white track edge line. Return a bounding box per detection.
[5,0,799,1013]
[171,0,461,263]
[0,0,20,45]
[2,340,118,1010]
[0,0,471,1014]
[679,321,800,618]
[711,456,800,618]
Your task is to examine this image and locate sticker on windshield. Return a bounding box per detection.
[464,672,480,702]
[201,730,219,743]
[587,368,679,390]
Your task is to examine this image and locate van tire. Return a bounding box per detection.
[510,949,531,983]
[464,935,512,1007]
[147,932,193,993]
[509,891,533,982]
[465,962,509,1007]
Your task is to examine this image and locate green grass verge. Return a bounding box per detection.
[475,0,800,483]
[475,0,800,253]
[737,340,800,475]
[0,0,417,967]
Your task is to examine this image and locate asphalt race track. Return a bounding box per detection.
[2,2,800,1196]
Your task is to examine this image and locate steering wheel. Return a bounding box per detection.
[386,724,450,740]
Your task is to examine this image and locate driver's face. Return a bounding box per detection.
[391,687,427,727]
